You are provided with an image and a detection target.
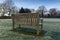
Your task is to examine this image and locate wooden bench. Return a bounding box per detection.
[11,13,42,35]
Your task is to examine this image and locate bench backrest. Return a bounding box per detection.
[12,13,39,27]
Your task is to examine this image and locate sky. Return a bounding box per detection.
[0,0,60,10]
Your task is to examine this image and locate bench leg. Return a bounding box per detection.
[37,30,39,35]
[13,21,15,30]
[19,24,21,28]
[37,26,40,35]
[41,24,43,31]
[12,18,15,30]
[41,19,43,31]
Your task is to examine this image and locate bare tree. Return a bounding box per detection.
[1,0,17,16]
[49,8,57,17]
[0,0,18,16]
[36,6,47,14]
[4,0,14,16]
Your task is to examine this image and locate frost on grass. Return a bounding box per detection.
[0,19,60,40]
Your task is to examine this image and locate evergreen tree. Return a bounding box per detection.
[19,7,25,13]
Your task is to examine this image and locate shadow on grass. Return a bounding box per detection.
[11,27,47,36]
[51,31,60,40]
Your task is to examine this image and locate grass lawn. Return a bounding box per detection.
[0,18,60,40]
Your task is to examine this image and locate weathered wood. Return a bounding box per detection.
[37,14,40,35]
[40,18,43,31]
[11,13,40,35]
[12,14,15,30]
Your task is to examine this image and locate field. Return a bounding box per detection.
[0,18,60,40]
